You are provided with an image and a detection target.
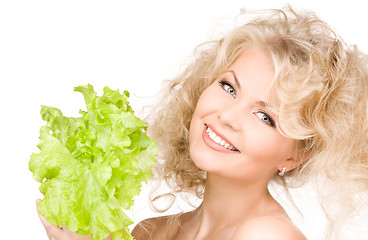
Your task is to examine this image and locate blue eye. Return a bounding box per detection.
[219,80,236,97]
[254,112,275,127]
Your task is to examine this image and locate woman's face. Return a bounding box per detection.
[189,48,297,182]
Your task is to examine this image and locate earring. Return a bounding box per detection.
[279,166,286,176]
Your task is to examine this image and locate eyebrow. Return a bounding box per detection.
[227,70,241,90]
[256,100,267,107]
[256,101,274,115]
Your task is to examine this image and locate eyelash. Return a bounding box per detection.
[218,80,236,97]
[218,79,275,127]
[254,111,275,127]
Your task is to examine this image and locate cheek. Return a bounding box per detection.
[189,91,206,144]
[189,86,220,133]
[242,127,294,163]
[194,86,219,114]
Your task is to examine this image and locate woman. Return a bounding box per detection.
[39,7,368,240]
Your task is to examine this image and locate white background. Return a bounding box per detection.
[1,0,367,239]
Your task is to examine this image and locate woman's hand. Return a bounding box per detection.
[36,199,112,240]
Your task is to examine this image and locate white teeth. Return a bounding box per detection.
[206,126,237,151]
[210,132,216,139]
[214,136,222,144]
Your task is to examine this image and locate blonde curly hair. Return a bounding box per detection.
[147,6,368,239]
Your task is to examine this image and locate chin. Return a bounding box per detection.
[189,147,220,174]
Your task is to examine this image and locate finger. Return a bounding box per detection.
[37,200,64,239]
[38,214,64,239]
[63,224,91,240]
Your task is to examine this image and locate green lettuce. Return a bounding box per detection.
[29,84,157,240]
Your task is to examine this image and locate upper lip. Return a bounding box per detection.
[206,123,239,151]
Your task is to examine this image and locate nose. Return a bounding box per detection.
[217,101,243,131]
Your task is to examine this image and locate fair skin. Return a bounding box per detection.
[133,48,306,240]
[38,48,306,239]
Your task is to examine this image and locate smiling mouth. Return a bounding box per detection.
[205,124,239,152]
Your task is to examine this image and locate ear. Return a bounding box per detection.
[277,153,309,174]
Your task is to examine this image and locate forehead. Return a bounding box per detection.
[228,48,275,99]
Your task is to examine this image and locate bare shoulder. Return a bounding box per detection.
[231,216,306,240]
[131,214,181,240]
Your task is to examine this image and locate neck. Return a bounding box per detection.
[190,173,275,238]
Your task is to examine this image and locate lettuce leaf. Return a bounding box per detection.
[29,84,157,240]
